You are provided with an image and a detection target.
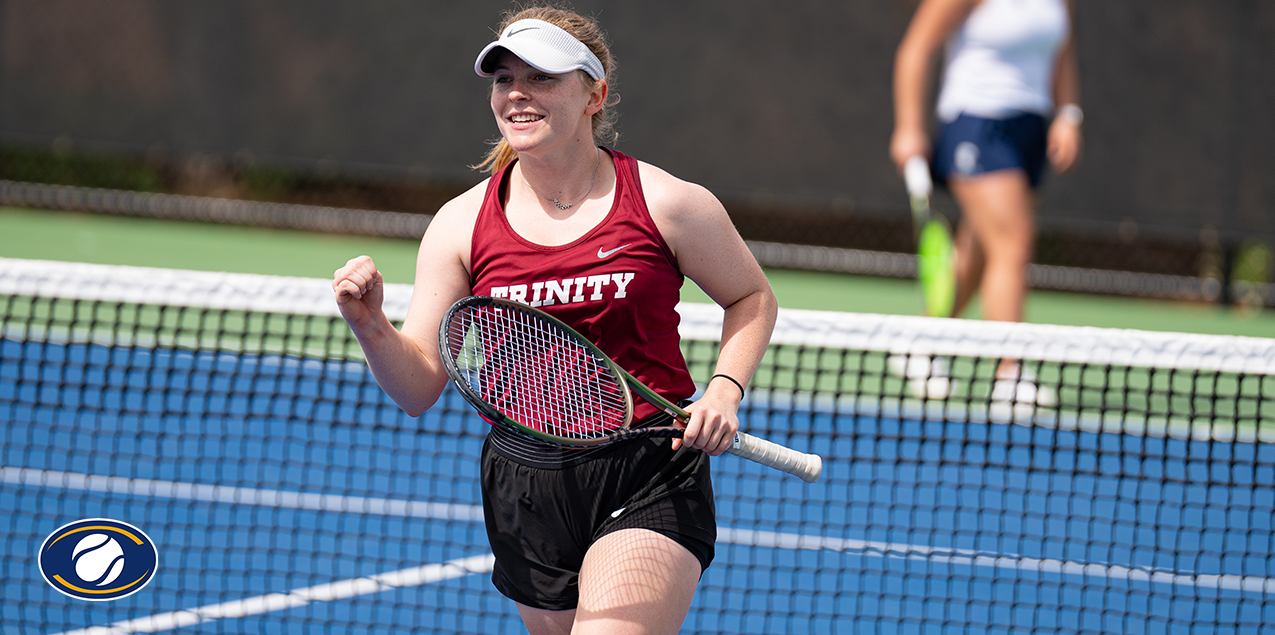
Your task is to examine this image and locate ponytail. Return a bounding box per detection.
[472,138,520,173]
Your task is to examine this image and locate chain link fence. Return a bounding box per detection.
[1,0,1271,306]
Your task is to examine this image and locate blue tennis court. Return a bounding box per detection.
[4,327,1273,634]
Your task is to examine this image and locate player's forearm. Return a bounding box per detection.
[1053,2,1081,108]
[893,42,934,135]
[351,315,447,417]
[1052,43,1080,110]
[713,286,778,393]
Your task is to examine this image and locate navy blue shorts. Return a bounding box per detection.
[480,425,716,610]
[931,112,1048,189]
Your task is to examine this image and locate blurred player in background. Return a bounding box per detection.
[891,0,1082,402]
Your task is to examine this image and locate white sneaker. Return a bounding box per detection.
[887,354,951,400]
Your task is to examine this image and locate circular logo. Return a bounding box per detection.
[954,141,981,175]
[39,518,158,601]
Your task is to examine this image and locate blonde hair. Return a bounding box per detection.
[472,4,619,173]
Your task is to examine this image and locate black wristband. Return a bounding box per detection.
[711,373,746,400]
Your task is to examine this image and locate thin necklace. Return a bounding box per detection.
[521,148,601,211]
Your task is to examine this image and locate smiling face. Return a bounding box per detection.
[490,52,606,157]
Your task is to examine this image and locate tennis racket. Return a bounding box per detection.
[905,156,956,318]
[438,296,823,482]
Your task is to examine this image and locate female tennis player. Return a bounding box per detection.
[333,5,777,634]
[891,0,1081,403]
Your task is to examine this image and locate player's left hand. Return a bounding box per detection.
[677,386,741,456]
[1047,118,1082,173]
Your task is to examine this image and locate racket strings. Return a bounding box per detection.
[446,305,629,441]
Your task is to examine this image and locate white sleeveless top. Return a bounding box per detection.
[935,0,1070,122]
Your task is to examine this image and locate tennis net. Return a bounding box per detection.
[2,258,1273,634]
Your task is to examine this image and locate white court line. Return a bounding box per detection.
[49,553,495,635]
[12,466,1272,593]
[1,467,483,522]
[42,530,1275,635]
[718,528,1275,595]
[11,466,1274,634]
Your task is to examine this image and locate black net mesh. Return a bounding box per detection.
[2,259,1273,633]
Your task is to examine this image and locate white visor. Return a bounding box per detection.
[474,18,604,80]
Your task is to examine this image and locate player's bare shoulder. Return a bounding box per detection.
[432,178,491,231]
[636,160,722,228]
[418,176,492,251]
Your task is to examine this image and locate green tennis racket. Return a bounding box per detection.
[905,156,955,318]
[438,296,823,482]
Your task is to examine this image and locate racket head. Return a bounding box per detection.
[438,296,636,445]
[917,218,956,318]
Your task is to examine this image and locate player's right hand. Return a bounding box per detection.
[333,255,384,329]
[890,127,931,174]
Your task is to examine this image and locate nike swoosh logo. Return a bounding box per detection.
[597,244,631,259]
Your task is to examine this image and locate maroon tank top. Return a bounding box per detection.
[470,148,696,421]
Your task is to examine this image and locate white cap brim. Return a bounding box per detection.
[474,19,604,80]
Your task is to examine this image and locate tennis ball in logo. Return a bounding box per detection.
[40,518,158,601]
[72,533,125,586]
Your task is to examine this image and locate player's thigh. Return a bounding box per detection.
[516,603,576,635]
[573,528,702,635]
[949,170,1036,251]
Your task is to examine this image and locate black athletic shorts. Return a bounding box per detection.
[479,425,716,611]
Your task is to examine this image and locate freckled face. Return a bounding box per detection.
[490,52,601,154]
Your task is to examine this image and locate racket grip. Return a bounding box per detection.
[729,432,823,483]
[904,156,932,198]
